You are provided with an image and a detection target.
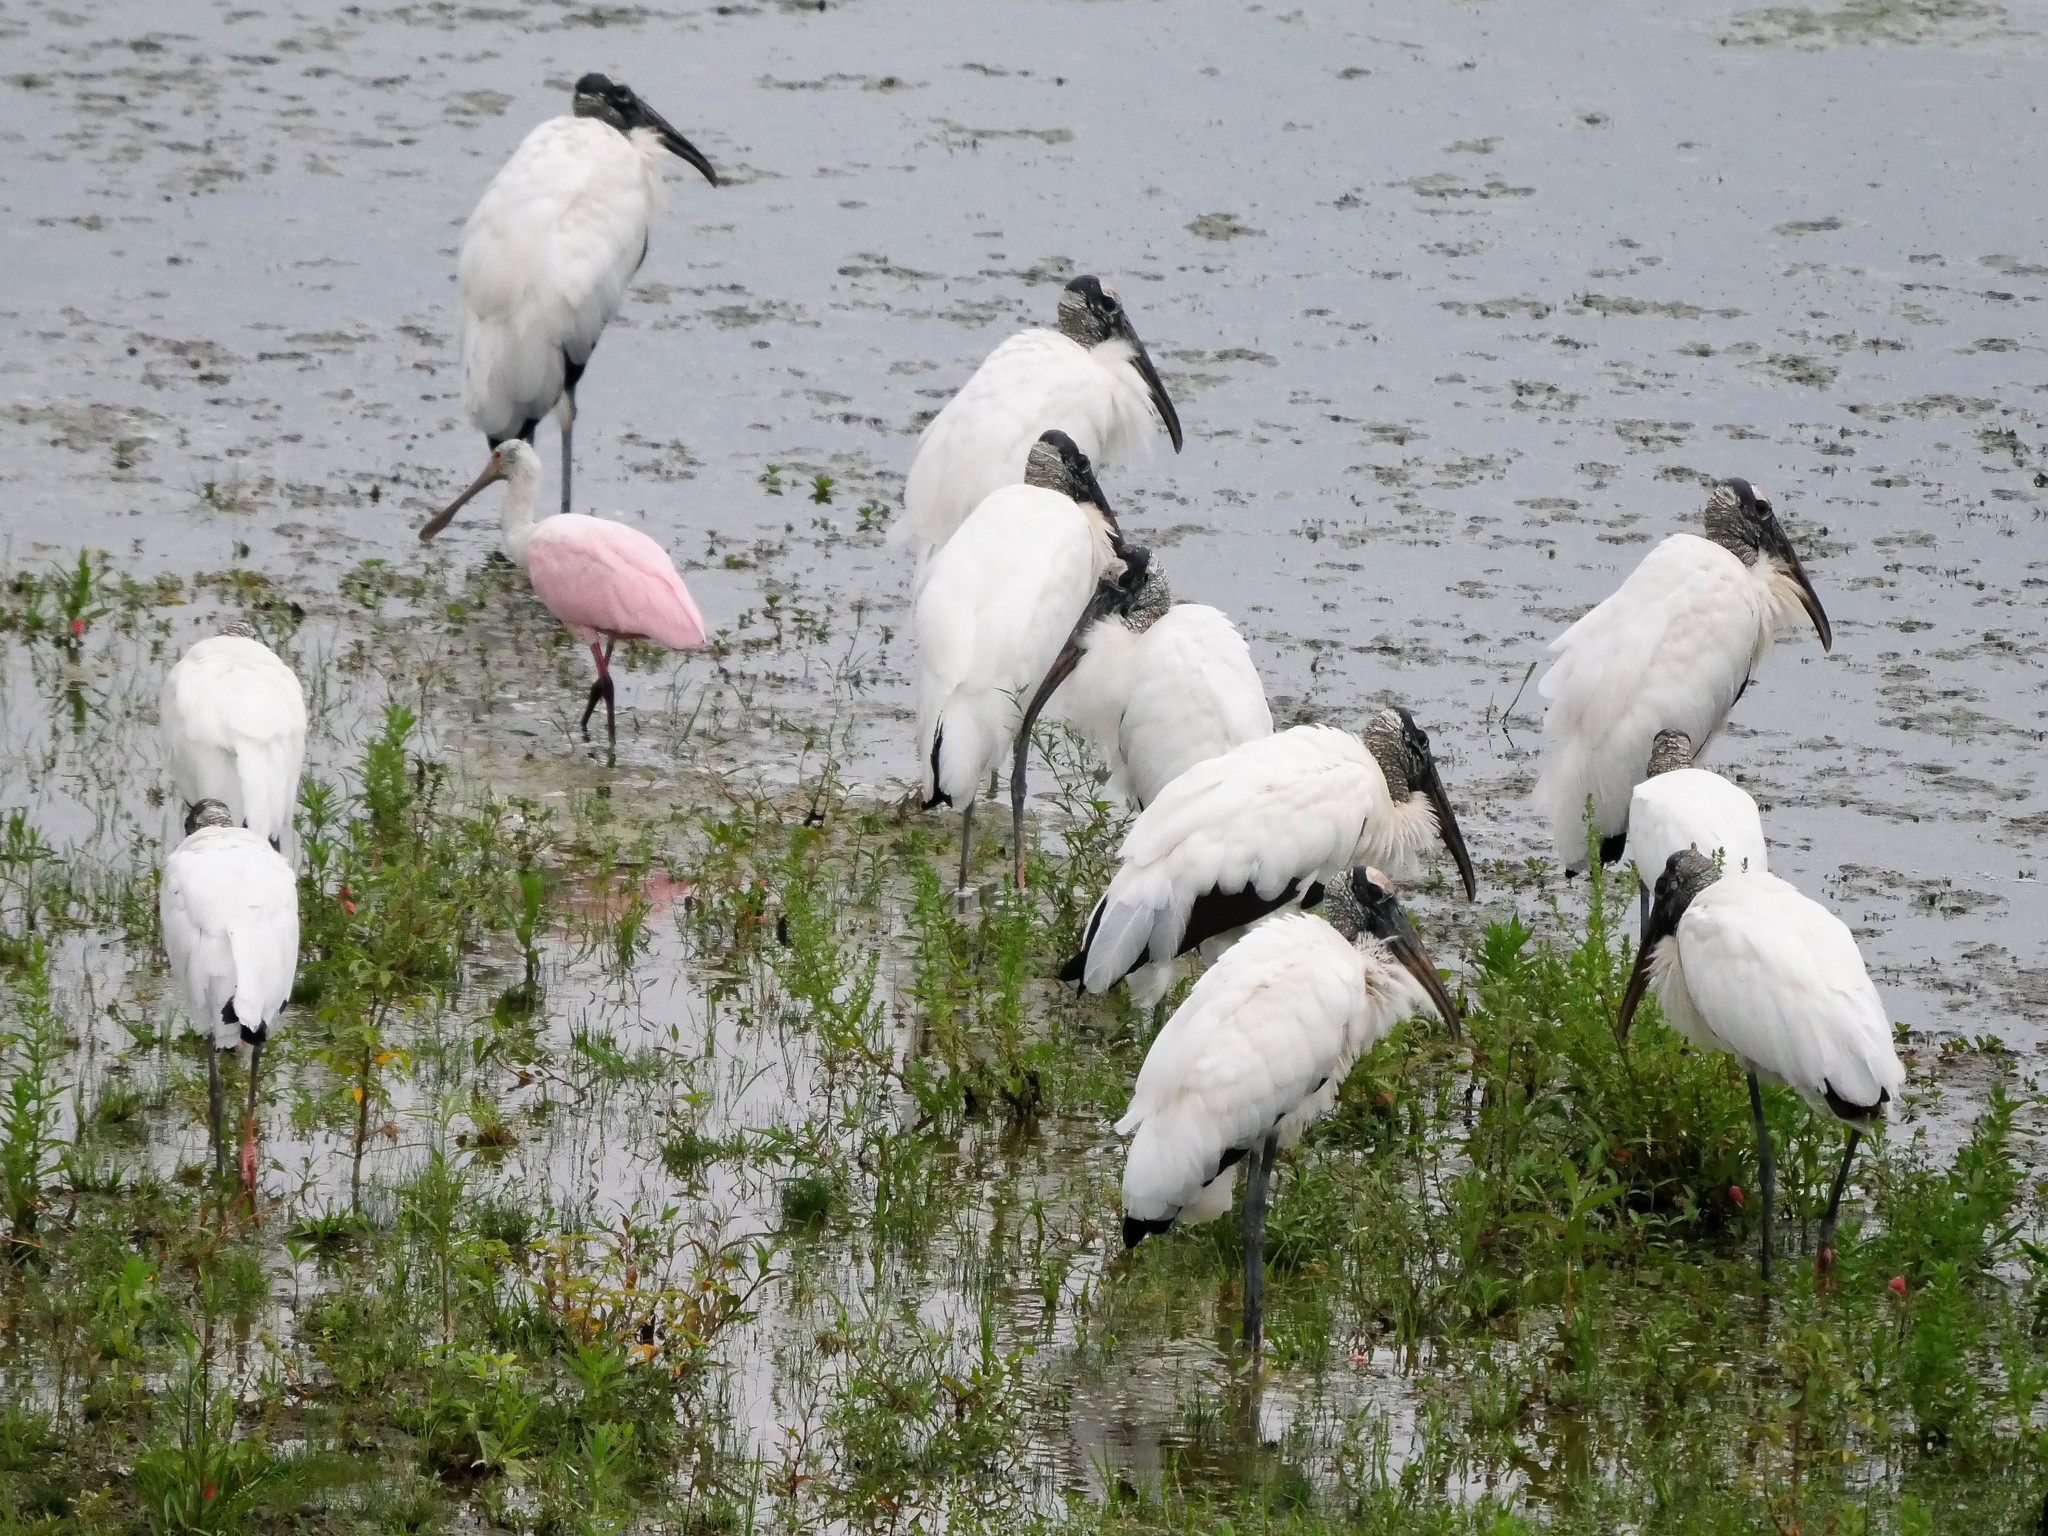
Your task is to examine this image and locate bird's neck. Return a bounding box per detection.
[498,460,543,567]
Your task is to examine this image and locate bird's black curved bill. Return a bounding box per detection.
[1776,536,1832,652]
[1423,761,1478,901]
[1616,944,1656,1046]
[1009,575,1127,887]
[630,97,718,187]
[1378,902,1463,1038]
[1125,333,1183,453]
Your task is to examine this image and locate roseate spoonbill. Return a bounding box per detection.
[1061,709,1477,1007]
[900,276,1182,563]
[1619,850,1904,1281]
[1117,868,1460,1362]
[460,73,717,517]
[915,430,1130,891]
[1016,551,1271,811]
[161,800,299,1192]
[161,624,307,858]
[420,439,705,744]
[1623,728,1767,932]
[1534,477,1830,870]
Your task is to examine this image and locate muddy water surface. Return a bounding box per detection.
[4,0,2047,1499]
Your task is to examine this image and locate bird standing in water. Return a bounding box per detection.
[161,800,299,1194]
[459,73,717,516]
[421,440,705,745]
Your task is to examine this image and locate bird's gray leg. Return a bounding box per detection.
[559,387,576,517]
[1815,1127,1862,1269]
[957,797,975,894]
[207,1048,226,1183]
[1748,1070,1774,1284]
[1241,1131,1279,1367]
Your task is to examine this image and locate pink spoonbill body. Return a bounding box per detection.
[420,439,705,743]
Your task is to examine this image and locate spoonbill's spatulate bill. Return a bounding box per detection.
[460,72,717,517]
[1534,477,1830,871]
[1026,552,1272,810]
[1623,728,1768,931]
[1118,868,1460,1363]
[1063,710,1477,1006]
[161,625,308,859]
[1618,850,1904,1281]
[901,275,1182,564]
[160,800,300,1192]
[914,430,1128,891]
[421,440,705,745]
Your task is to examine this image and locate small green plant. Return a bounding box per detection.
[0,938,64,1246]
[810,472,835,504]
[758,464,784,496]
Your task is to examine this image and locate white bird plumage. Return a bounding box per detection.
[1055,561,1272,809]
[1118,870,1460,1359]
[916,431,1125,888]
[160,802,300,1186]
[1622,851,1903,1279]
[161,630,307,858]
[1533,478,1830,871]
[459,73,716,516]
[1065,714,1475,1004]
[1624,728,1767,914]
[900,275,1182,564]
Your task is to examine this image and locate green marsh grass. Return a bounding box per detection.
[2,552,2046,1535]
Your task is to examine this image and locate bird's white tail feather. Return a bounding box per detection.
[929,708,999,807]
[235,736,302,858]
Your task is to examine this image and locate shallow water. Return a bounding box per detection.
[4,0,2047,1509]
[7,0,2044,1045]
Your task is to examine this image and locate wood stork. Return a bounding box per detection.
[1118,868,1460,1361]
[900,275,1183,563]
[915,430,1130,891]
[1015,551,1272,811]
[161,801,300,1191]
[1533,478,1831,870]
[421,439,705,744]
[459,73,717,517]
[161,624,307,859]
[1619,850,1905,1281]
[1624,728,1767,932]
[1062,710,1477,1006]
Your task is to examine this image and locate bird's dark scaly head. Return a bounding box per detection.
[222,619,263,642]
[572,72,718,186]
[1325,867,1463,1037]
[1617,849,1723,1044]
[1361,706,1477,900]
[1646,728,1694,777]
[1703,477,1831,651]
[1055,275,1184,452]
[1056,275,1125,346]
[185,799,235,835]
[1023,429,1115,522]
[1123,550,1173,634]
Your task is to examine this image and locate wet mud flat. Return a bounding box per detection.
[3,0,2048,1530]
